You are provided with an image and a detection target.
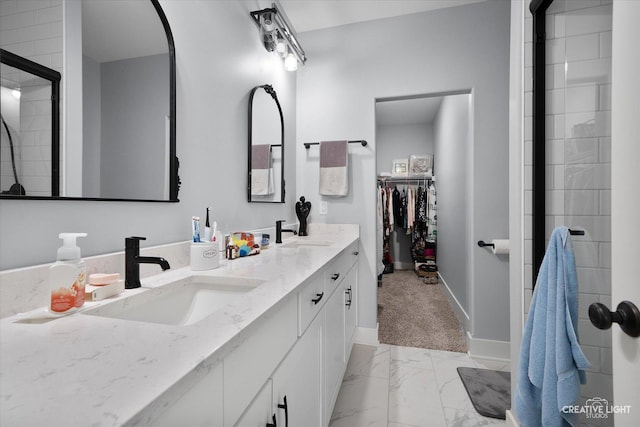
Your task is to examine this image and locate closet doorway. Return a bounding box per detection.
[375,91,472,352]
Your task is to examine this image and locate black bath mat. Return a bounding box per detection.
[457,367,511,420]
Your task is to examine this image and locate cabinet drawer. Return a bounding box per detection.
[324,240,359,295]
[224,296,297,427]
[298,273,325,336]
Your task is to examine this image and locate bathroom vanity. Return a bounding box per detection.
[0,225,359,427]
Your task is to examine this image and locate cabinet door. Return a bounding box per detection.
[224,296,297,427]
[151,362,223,427]
[272,313,323,427]
[235,379,274,427]
[324,284,345,421]
[343,265,358,363]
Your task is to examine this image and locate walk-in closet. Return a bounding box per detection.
[375,92,472,352]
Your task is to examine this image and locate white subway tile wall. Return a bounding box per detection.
[0,0,62,196]
[524,1,613,423]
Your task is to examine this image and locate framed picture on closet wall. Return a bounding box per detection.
[409,154,433,177]
[392,158,409,176]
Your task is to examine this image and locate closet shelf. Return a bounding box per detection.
[377,175,435,183]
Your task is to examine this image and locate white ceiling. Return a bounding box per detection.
[279,0,486,33]
[376,96,443,126]
[82,1,167,63]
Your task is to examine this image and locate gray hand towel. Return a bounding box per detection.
[319,140,348,196]
[251,144,273,195]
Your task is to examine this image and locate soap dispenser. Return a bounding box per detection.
[49,233,88,314]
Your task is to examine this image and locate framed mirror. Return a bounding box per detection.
[248,84,285,203]
[0,0,179,201]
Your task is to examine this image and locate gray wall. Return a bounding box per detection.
[83,55,101,198]
[296,0,510,345]
[100,53,168,200]
[433,94,473,323]
[375,121,434,266]
[0,0,297,269]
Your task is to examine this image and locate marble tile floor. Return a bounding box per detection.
[330,344,511,427]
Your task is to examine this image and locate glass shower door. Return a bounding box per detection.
[548,1,613,425]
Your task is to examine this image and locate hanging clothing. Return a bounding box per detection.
[386,186,394,234]
[392,187,401,227]
[376,186,385,276]
[401,189,407,229]
[427,181,437,240]
[417,186,427,223]
[376,177,437,267]
[406,187,415,235]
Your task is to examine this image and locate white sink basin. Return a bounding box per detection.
[83,275,265,326]
[280,240,333,248]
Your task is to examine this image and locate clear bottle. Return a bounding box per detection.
[49,233,87,314]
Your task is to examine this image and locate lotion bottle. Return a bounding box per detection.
[49,233,87,314]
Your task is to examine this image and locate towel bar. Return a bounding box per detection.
[303,140,368,149]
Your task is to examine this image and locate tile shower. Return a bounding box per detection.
[0,0,63,196]
[524,0,613,425]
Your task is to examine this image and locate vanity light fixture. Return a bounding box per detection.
[250,3,306,71]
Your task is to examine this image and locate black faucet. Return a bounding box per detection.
[275,220,297,244]
[125,236,170,289]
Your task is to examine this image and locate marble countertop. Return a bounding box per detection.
[0,224,358,427]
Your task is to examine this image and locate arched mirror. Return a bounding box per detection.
[0,0,178,201]
[248,84,285,203]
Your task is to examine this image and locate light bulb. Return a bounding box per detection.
[276,39,286,55]
[284,53,297,71]
[12,89,21,100]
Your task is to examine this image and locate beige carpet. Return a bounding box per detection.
[378,269,468,353]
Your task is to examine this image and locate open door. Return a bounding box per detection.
[610,1,640,425]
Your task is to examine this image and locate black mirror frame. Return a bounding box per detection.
[0,49,61,196]
[247,84,285,203]
[0,0,180,202]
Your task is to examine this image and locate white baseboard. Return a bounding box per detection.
[466,331,511,361]
[505,410,519,427]
[439,274,510,361]
[353,324,380,347]
[438,273,470,326]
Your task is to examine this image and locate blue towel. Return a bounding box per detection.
[514,227,591,427]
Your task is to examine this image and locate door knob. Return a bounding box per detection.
[588,301,640,338]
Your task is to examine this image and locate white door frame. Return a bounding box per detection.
[611,1,640,425]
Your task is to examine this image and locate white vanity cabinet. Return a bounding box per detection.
[221,238,359,427]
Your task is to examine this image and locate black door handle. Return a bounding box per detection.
[266,413,277,427]
[589,301,640,338]
[312,292,324,304]
[277,395,288,427]
[331,273,340,280]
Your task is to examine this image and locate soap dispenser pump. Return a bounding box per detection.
[49,232,88,314]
